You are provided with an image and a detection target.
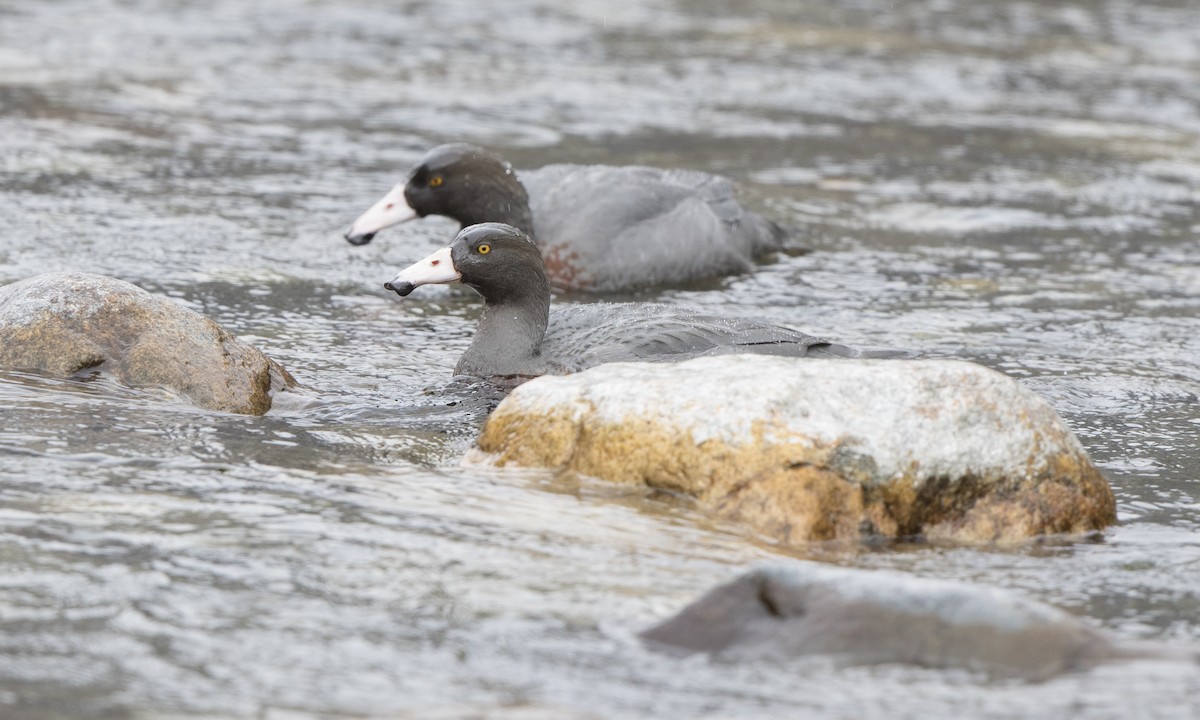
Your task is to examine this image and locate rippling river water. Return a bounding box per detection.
[2,1,1200,718]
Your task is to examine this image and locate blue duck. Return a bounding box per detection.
[383,223,894,381]
[347,144,786,293]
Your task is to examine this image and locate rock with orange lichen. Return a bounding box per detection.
[470,355,1115,545]
[0,272,296,415]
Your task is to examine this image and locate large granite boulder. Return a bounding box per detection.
[472,356,1115,545]
[0,272,296,415]
[641,564,1122,680]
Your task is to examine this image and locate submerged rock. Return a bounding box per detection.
[0,272,296,415]
[640,564,1119,680]
[472,355,1115,544]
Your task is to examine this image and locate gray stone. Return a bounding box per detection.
[0,272,296,415]
[471,355,1115,545]
[641,564,1118,680]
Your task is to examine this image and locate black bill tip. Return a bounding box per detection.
[345,230,376,246]
[384,280,416,297]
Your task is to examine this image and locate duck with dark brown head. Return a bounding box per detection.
[350,144,788,293]
[384,223,902,382]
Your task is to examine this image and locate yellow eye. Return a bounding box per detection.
[477,243,491,255]
[429,175,444,187]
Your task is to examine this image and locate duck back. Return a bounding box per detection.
[538,303,852,374]
[521,165,785,292]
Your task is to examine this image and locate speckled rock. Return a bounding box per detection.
[0,272,296,414]
[471,356,1115,544]
[641,564,1120,680]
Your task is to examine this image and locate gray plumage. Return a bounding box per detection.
[386,224,899,382]
[521,163,785,291]
[536,303,851,375]
[361,144,787,293]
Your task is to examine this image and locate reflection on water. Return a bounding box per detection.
[2,0,1200,717]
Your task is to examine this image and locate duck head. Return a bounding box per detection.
[385,222,548,306]
[345,144,533,245]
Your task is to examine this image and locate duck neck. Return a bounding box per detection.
[456,282,551,378]
[457,174,536,240]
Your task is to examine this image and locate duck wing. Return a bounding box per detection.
[539,304,875,373]
[520,165,785,292]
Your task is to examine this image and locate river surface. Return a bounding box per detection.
[1,0,1200,718]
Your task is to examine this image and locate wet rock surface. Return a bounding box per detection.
[474,355,1116,545]
[641,564,1122,680]
[0,272,296,414]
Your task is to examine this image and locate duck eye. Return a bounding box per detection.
[477,243,491,255]
[429,175,444,188]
